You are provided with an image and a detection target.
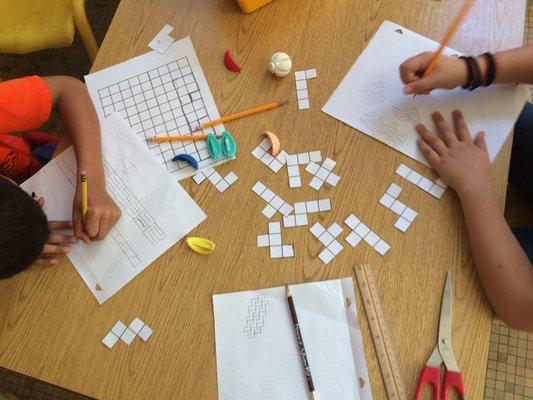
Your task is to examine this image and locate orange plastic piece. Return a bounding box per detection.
[224,50,241,72]
[262,131,281,156]
[235,0,274,13]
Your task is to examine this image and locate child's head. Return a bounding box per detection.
[0,176,49,278]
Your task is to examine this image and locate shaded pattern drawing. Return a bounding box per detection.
[104,161,165,245]
[243,294,269,339]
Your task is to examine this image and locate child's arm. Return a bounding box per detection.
[416,110,533,331]
[400,46,533,95]
[43,76,121,243]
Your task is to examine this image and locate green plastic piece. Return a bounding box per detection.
[221,130,237,157]
[206,133,222,159]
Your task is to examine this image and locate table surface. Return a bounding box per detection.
[0,0,526,399]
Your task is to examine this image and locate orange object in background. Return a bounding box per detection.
[235,0,274,13]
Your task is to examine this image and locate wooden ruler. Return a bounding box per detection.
[354,264,407,400]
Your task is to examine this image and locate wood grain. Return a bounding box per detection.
[0,0,526,399]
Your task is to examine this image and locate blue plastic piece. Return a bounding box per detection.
[221,130,237,157]
[206,133,223,159]
[172,153,199,169]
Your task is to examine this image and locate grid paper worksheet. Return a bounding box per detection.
[85,37,230,180]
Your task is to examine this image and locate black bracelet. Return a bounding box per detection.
[481,52,496,86]
[469,57,483,91]
[460,56,475,89]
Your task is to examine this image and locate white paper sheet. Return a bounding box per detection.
[213,278,373,400]
[322,20,528,167]
[21,114,206,304]
[85,37,230,180]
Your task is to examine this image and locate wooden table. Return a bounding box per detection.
[0,0,526,398]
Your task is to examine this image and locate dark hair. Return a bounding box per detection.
[0,177,49,278]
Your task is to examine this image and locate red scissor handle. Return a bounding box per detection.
[414,366,440,400]
[442,370,465,399]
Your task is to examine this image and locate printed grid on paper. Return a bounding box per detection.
[96,57,217,175]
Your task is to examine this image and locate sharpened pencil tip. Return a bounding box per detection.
[278,100,289,106]
[311,391,318,400]
[286,284,292,297]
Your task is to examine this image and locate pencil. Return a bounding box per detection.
[197,100,288,130]
[80,172,88,219]
[422,0,475,78]
[286,285,318,400]
[151,134,207,143]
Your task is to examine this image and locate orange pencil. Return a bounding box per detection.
[422,0,475,78]
[151,134,207,143]
[197,100,288,130]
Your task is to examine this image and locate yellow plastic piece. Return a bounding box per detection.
[235,0,275,13]
[186,237,216,255]
[0,0,98,62]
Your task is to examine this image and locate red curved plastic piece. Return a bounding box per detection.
[442,371,465,399]
[224,50,241,72]
[414,366,440,400]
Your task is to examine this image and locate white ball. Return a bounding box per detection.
[268,52,292,77]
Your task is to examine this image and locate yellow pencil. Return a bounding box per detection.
[151,134,207,143]
[81,172,88,219]
[422,0,475,78]
[197,100,288,130]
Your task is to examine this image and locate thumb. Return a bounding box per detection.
[404,75,438,95]
[474,131,488,154]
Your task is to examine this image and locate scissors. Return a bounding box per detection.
[415,271,465,400]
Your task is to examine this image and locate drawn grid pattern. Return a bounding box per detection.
[55,158,141,268]
[243,294,269,339]
[96,57,217,174]
[104,161,165,245]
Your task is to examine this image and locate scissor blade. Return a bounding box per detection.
[438,271,460,372]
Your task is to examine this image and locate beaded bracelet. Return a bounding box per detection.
[460,56,483,91]
[481,52,496,87]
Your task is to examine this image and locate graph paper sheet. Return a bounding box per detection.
[85,37,230,181]
[322,21,528,168]
[213,278,373,400]
[21,114,206,304]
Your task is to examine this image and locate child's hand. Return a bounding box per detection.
[73,186,122,243]
[399,52,468,95]
[415,110,492,198]
[33,198,79,266]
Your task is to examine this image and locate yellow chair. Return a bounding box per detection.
[0,0,99,62]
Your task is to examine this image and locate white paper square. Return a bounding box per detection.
[120,328,136,345]
[268,222,281,234]
[295,214,308,226]
[305,68,318,79]
[429,184,446,199]
[309,151,321,162]
[129,318,145,334]
[252,181,266,195]
[319,231,335,247]
[257,235,270,247]
[111,321,127,337]
[316,167,329,181]
[309,177,323,191]
[386,183,402,198]
[407,170,422,185]
[345,232,362,247]
[379,193,395,208]
[282,245,294,258]
[102,332,119,349]
[354,223,370,238]
[394,217,411,232]
[270,196,284,210]
[326,173,340,187]
[295,70,306,81]
[309,222,325,238]
[418,176,433,192]
[390,200,407,215]
[322,158,336,171]
[344,214,360,230]
[294,202,307,214]
[269,233,282,246]
[328,240,343,256]
[262,204,277,219]
[298,99,310,110]
[305,162,320,175]
[374,239,391,256]
[318,199,331,211]
[269,245,283,259]
[402,207,418,222]
[327,223,343,238]
[318,248,335,265]
[287,165,300,177]
[138,324,153,341]
[395,163,411,178]
[306,201,319,213]
[279,203,294,216]
[283,215,296,228]
[296,80,308,90]
[363,231,380,247]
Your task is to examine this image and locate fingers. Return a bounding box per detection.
[73,209,91,244]
[41,243,70,255]
[404,74,438,95]
[37,197,45,208]
[399,52,432,84]
[83,209,101,238]
[48,220,73,230]
[431,112,457,146]
[474,131,489,154]
[417,139,441,166]
[415,123,447,156]
[48,233,78,245]
[35,257,58,266]
[452,109,472,142]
